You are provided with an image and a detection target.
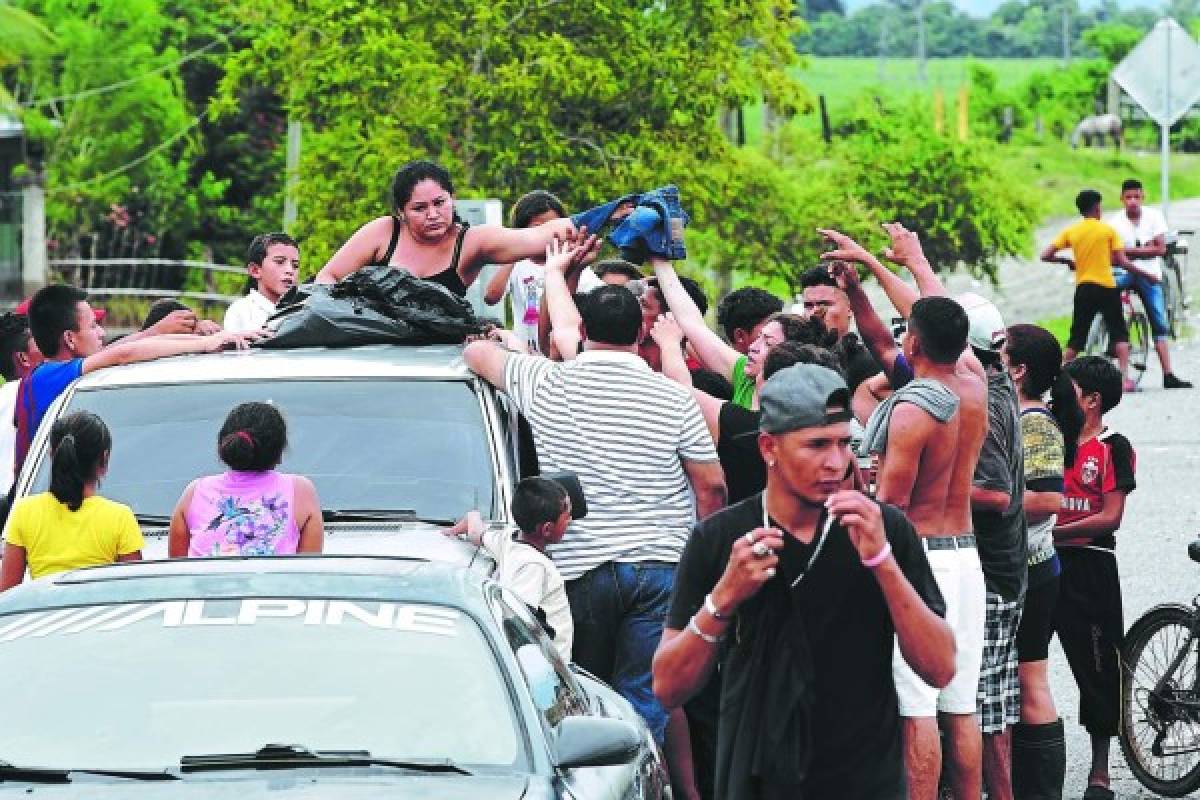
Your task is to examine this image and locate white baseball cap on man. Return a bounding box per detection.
[956,292,1006,353]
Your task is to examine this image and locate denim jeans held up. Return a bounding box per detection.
[570,185,689,263]
[565,561,676,744]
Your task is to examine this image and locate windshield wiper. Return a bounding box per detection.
[321,509,453,525]
[0,760,178,783]
[180,743,472,775]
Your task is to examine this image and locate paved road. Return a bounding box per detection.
[1054,324,1200,799]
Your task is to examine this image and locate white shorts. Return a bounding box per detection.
[893,542,986,717]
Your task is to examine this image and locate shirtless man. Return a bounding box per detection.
[823,223,989,800]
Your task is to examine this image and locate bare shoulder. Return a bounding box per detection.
[291,475,320,500]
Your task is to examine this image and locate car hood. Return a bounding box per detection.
[2,773,537,798]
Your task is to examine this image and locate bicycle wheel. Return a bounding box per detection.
[1084,313,1110,358]
[1128,310,1151,387]
[1120,603,1200,797]
[1164,263,1182,339]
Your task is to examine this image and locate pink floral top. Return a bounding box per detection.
[184,470,301,557]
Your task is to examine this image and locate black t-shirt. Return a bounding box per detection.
[839,333,883,396]
[667,494,946,800]
[972,369,1028,601]
[717,404,766,505]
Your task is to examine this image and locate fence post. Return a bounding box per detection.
[20,174,46,297]
[283,117,301,232]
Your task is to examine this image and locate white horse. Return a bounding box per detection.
[1071,114,1123,149]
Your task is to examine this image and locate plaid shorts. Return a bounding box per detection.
[977,591,1023,734]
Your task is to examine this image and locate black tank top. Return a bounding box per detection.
[374,216,469,296]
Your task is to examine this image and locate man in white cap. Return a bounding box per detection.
[958,292,1027,800]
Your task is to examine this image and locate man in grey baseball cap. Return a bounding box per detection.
[654,363,954,800]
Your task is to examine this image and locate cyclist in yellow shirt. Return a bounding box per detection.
[1041,189,1157,391]
[0,411,142,589]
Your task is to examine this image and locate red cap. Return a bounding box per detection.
[15,297,106,322]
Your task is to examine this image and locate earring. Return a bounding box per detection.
[767,460,776,468]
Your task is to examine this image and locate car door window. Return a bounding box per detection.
[494,589,587,728]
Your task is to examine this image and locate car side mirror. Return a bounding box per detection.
[553,716,641,769]
[541,472,588,520]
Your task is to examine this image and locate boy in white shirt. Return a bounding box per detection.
[1106,178,1191,389]
[446,478,574,662]
[224,233,300,332]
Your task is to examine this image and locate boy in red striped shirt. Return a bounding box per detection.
[1053,355,1136,800]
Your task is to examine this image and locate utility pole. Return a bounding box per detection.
[916,0,927,84]
[878,11,888,83]
[1062,4,1071,65]
[283,116,301,232]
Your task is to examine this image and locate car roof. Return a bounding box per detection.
[0,556,494,617]
[75,344,474,389]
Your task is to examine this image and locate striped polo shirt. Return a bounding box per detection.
[504,349,719,581]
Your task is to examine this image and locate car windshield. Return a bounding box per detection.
[0,598,525,771]
[30,379,496,522]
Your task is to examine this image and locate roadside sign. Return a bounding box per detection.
[1112,18,1200,127]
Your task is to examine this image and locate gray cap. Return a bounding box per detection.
[759,364,852,434]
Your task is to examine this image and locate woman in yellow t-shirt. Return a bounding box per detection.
[0,411,143,590]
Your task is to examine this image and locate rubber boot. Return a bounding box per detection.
[1012,719,1066,800]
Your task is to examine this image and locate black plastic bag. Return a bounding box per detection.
[259,266,487,349]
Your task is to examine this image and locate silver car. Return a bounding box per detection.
[8,344,527,565]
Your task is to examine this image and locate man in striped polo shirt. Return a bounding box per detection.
[464,240,727,745]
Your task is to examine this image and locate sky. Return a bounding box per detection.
[842,0,1164,16]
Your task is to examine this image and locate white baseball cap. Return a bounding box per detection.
[956,292,1006,353]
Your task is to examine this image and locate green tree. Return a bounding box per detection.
[1081,22,1142,63]
[0,1,54,109]
[218,0,808,282]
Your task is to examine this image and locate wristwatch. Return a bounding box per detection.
[704,593,729,621]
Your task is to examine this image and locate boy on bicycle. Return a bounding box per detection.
[1053,356,1137,800]
[1107,178,1192,389]
[1041,189,1152,393]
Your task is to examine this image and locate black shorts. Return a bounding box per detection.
[1068,283,1127,351]
[1016,572,1059,662]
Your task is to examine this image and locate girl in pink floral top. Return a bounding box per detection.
[168,402,323,557]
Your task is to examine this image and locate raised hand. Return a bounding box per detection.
[649,313,684,349]
[826,259,862,293]
[818,228,874,266]
[713,527,786,613]
[881,222,927,268]
[544,237,583,275]
[825,490,888,564]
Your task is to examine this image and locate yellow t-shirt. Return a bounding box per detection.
[5,493,144,579]
[1050,218,1124,288]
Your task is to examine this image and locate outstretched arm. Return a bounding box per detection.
[880,222,949,302]
[543,239,593,361]
[819,233,902,373]
[474,218,577,266]
[83,329,268,374]
[650,257,740,379]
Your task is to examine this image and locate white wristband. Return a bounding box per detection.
[687,616,723,645]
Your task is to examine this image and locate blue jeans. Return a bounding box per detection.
[566,561,676,743]
[1114,268,1169,340]
[571,186,690,263]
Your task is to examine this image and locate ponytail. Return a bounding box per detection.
[1048,370,1084,467]
[48,412,111,511]
[1007,324,1084,468]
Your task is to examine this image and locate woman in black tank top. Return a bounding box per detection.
[316,160,577,295]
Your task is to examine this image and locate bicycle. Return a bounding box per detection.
[1083,287,1151,388]
[1163,229,1192,339]
[1119,540,1200,796]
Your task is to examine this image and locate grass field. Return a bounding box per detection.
[798,56,1059,100]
